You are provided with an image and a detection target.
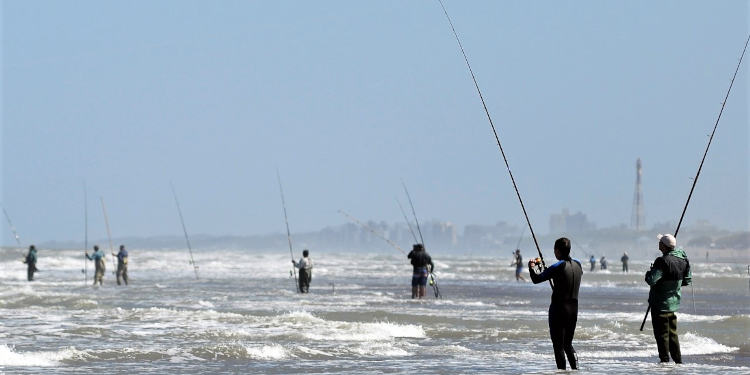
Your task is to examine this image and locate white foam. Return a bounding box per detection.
[244,344,290,360]
[680,332,738,355]
[0,344,85,367]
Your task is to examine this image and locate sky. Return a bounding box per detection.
[1,0,748,246]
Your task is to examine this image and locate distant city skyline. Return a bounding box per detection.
[2,1,748,246]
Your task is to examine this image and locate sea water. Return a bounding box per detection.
[0,248,748,374]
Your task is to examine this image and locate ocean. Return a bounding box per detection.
[0,247,748,374]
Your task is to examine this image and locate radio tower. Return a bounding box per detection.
[631,158,645,231]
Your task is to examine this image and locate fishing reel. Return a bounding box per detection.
[529,257,543,272]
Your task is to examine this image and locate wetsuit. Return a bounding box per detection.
[408,249,434,287]
[621,254,629,273]
[530,258,583,370]
[24,248,38,281]
[116,249,129,285]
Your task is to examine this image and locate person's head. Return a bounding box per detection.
[302,249,309,257]
[554,237,571,260]
[29,245,35,251]
[515,249,520,254]
[658,234,676,253]
[120,245,125,251]
[412,244,424,252]
[93,245,99,251]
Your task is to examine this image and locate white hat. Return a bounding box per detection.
[658,233,676,248]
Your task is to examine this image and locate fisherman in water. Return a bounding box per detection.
[86,245,106,286]
[292,249,313,293]
[529,237,582,370]
[645,234,692,364]
[511,249,525,281]
[23,245,38,281]
[113,245,129,286]
[407,244,434,299]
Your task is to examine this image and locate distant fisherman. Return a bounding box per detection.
[408,244,434,299]
[23,245,38,281]
[600,256,607,270]
[645,234,692,364]
[511,249,525,281]
[113,245,129,286]
[86,245,106,286]
[292,249,313,293]
[529,237,582,370]
[621,252,630,273]
[589,255,596,272]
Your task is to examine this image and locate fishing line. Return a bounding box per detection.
[400,180,425,246]
[338,209,406,255]
[436,0,550,288]
[639,34,749,331]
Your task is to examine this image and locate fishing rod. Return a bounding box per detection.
[84,182,88,285]
[514,226,526,251]
[170,183,200,280]
[338,209,406,255]
[400,180,425,246]
[396,198,420,244]
[436,0,551,289]
[639,34,750,332]
[276,171,299,293]
[2,206,22,246]
[100,197,118,275]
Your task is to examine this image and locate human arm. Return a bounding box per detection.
[645,258,664,286]
[681,260,692,286]
[529,260,558,284]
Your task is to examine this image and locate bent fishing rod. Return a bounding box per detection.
[277,171,299,293]
[2,206,22,246]
[400,180,425,246]
[639,34,750,331]
[396,198,420,244]
[84,182,88,284]
[100,197,119,275]
[436,0,551,288]
[338,209,406,255]
[170,183,200,280]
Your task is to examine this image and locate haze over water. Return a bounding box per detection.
[0,247,747,374]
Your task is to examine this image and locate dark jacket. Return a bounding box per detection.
[645,247,692,312]
[408,250,434,272]
[530,258,583,305]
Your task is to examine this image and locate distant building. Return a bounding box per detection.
[549,209,595,234]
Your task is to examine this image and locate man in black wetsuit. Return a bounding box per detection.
[407,244,434,299]
[529,237,582,370]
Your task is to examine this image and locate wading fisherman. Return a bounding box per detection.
[408,244,434,299]
[621,252,630,273]
[113,245,128,286]
[589,255,596,272]
[23,245,38,281]
[600,256,608,270]
[645,234,691,364]
[86,245,106,286]
[292,249,313,293]
[529,237,582,370]
[511,249,525,281]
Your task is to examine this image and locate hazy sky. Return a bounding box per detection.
[2,1,748,246]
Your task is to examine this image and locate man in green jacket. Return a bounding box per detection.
[645,234,692,363]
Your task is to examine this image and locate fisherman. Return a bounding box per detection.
[645,234,692,364]
[529,237,582,370]
[113,245,129,286]
[86,245,106,286]
[589,255,596,272]
[407,243,434,299]
[23,245,38,281]
[510,249,525,281]
[621,252,630,273]
[292,249,313,293]
[600,256,608,270]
